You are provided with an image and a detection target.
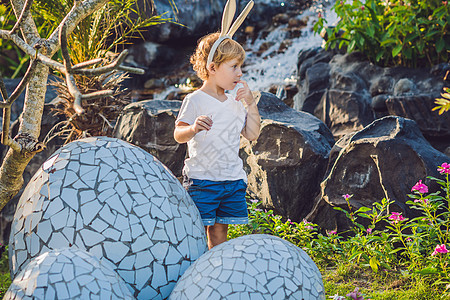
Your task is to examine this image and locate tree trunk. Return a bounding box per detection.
[0,0,110,211]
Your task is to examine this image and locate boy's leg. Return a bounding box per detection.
[206,223,228,249]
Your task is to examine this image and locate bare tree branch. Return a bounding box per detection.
[59,15,73,73]
[82,90,114,100]
[98,113,114,129]
[72,58,103,70]
[0,30,66,73]
[1,59,39,151]
[10,0,39,45]
[71,50,129,76]
[0,58,39,108]
[66,73,84,114]
[118,65,145,74]
[0,75,8,102]
[9,0,34,34]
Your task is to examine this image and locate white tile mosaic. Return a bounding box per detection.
[9,137,207,299]
[4,248,134,300]
[169,234,325,300]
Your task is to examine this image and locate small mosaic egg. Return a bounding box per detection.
[169,234,325,300]
[4,247,135,299]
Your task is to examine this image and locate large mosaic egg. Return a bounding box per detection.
[5,247,134,299]
[9,137,207,299]
[169,234,325,300]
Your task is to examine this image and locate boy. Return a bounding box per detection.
[174,16,261,249]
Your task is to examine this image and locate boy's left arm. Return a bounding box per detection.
[236,81,261,141]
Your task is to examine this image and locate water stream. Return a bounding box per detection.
[242,0,337,93]
[155,0,338,99]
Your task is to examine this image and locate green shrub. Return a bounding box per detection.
[314,0,450,68]
[230,162,450,298]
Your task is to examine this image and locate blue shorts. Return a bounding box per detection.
[183,178,249,226]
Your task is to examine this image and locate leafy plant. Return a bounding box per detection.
[230,162,450,298]
[314,0,450,68]
[0,4,30,78]
[38,0,177,143]
[434,86,450,115]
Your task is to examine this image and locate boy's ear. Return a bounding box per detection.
[207,62,216,74]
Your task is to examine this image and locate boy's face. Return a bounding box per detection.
[214,58,243,91]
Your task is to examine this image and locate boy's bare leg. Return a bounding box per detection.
[206,223,228,249]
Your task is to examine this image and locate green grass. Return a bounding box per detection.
[0,246,11,298]
[321,262,442,299]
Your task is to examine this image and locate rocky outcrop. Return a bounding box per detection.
[113,100,185,177]
[295,51,450,152]
[240,92,335,221]
[307,116,449,231]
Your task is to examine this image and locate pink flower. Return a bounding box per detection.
[318,12,322,18]
[414,198,428,204]
[366,228,372,234]
[406,237,412,242]
[306,226,314,230]
[254,208,262,212]
[432,244,449,256]
[346,287,365,300]
[342,194,352,200]
[360,5,365,10]
[411,180,428,194]
[250,199,259,203]
[388,212,405,223]
[438,162,450,174]
[443,1,448,5]
[328,230,337,235]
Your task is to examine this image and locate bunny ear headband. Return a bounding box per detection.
[207,0,254,67]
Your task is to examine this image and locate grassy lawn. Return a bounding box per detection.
[321,263,442,299]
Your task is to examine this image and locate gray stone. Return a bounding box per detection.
[316,89,375,138]
[240,92,334,222]
[307,116,449,231]
[113,100,185,177]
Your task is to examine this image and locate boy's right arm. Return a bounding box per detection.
[174,116,213,143]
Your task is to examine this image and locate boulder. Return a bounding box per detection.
[294,62,330,113]
[316,89,375,138]
[240,92,335,222]
[307,116,449,231]
[385,94,450,152]
[113,100,185,177]
[294,50,449,152]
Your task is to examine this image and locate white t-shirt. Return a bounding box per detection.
[176,90,247,182]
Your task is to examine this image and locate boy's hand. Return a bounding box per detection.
[236,80,255,106]
[192,115,213,133]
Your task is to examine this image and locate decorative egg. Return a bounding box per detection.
[169,234,325,300]
[4,247,135,299]
[9,137,207,299]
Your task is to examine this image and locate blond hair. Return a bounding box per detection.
[190,32,245,81]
